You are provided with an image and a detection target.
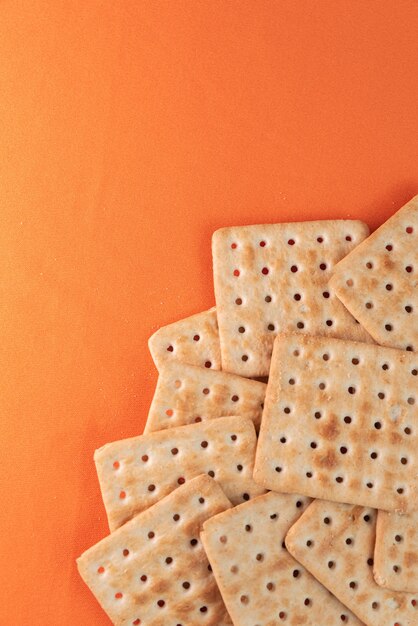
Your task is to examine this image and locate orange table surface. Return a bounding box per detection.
[1,1,418,624]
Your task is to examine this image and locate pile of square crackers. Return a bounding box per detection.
[77,195,418,626]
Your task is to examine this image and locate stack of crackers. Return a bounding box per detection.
[77,195,418,626]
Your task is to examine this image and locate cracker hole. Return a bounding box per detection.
[294,293,301,301]
[326,319,333,326]
[174,379,181,388]
[233,269,240,277]
[190,539,198,547]
[148,483,156,491]
[279,611,286,620]
[290,265,298,273]
[397,487,404,494]
[367,558,374,567]
[336,476,344,483]
[240,595,249,604]
[404,427,412,435]
[378,392,385,400]
[132,620,141,625]
[372,602,379,610]
[328,561,335,569]
[340,446,348,454]
[243,493,250,501]
[345,235,352,241]
[374,422,382,430]
[322,353,330,361]
[238,326,245,333]
[365,301,373,309]
[157,600,165,608]
[245,524,252,533]
[265,295,272,303]
[297,321,305,329]
[288,378,295,385]
[194,416,202,423]
[310,441,317,449]
[304,598,311,606]
[319,262,327,270]
[351,358,359,365]
[284,407,291,414]
[341,616,347,622]
[348,386,356,395]
[370,452,378,459]
[119,491,126,500]
[405,305,413,313]
[322,291,330,298]
[366,261,373,269]
[382,363,389,370]
[97,566,105,574]
[266,582,275,591]
[411,369,417,376]
[230,565,238,573]
[306,540,313,547]
[202,387,210,395]
[315,411,322,419]
[177,477,185,485]
[200,440,208,448]
[344,416,352,424]
[205,361,212,368]
[113,461,120,470]
[115,592,123,599]
[293,569,300,577]
[411,599,417,607]
[208,470,215,478]
[408,397,415,405]
[123,549,130,557]
[270,513,278,519]
[363,515,371,522]
[287,238,295,246]
[275,466,282,473]
[317,236,324,243]
[261,267,269,275]
[306,471,313,478]
[165,409,173,417]
[319,382,326,390]
[193,334,200,342]
[241,354,248,362]
[395,534,403,542]
[235,298,242,305]
[167,345,174,352]
[406,226,414,234]
[367,482,373,489]
[346,538,353,545]
[406,345,414,351]
[349,581,357,589]
[165,556,173,565]
[401,457,408,465]
[280,436,287,443]
[182,581,190,589]
[323,517,331,525]
[259,240,266,248]
[346,279,354,287]
[231,395,239,402]
[386,244,393,251]
[386,283,393,291]
[171,447,179,455]
[199,606,207,613]
[385,323,393,332]
[148,531,155,539]
[173,514,180,522]
[231,434,237,441]
[268,323,275,331]
[406,265,413,273]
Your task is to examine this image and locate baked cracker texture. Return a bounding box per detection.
[212,220,372,377]
[374,510,418,593]
[285,499,418,626]
[77,475,233,626]
[253,333,418,512]
[330,195,418,352]
[148,307,221,371]
[144,361,266,433]
[96,416,265,531]
[201,491,364,625]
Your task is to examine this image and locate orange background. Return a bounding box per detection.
[1,1,418,623]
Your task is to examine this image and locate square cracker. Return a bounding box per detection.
[96,416,265,531]
[374,510,418,593]
[285,499,418,626]
[253,333,418,512]
[201,492,363,626]
[77,475,233,626]
[144,361,266,433]
[330,195,418,352]
[148,307,221,371]
[212,220,372,377]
